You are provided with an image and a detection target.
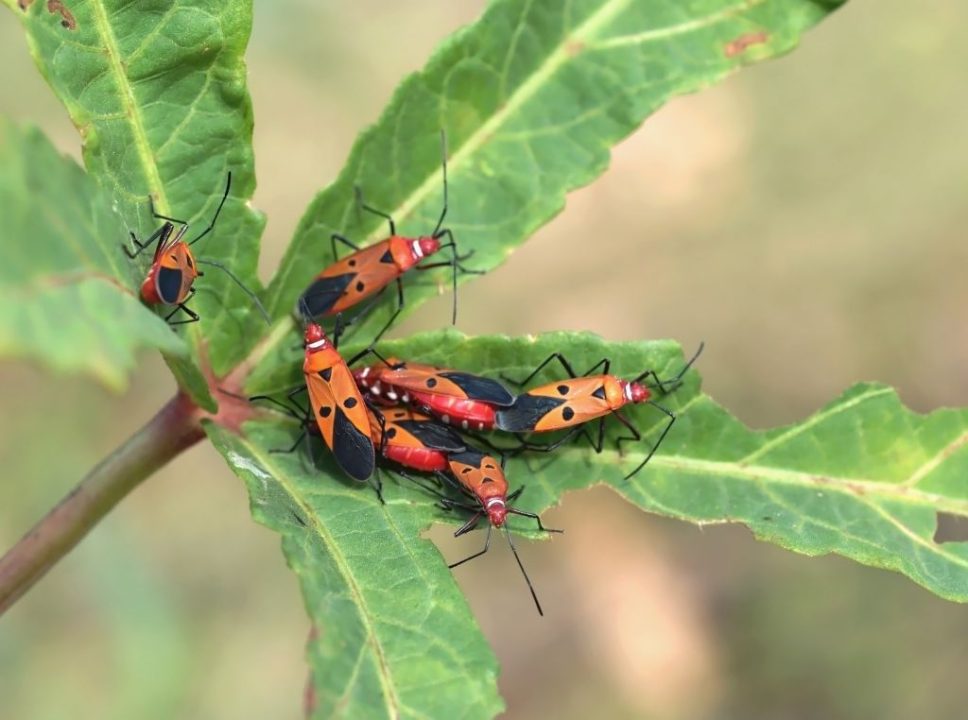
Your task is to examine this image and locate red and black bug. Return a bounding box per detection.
[437,448,561,616]
[123,173,268,325]
[495,344,704,479]
[354,357,515,432]
[367,406,467,473]
[262,309,377,484]
[299,133,481,336]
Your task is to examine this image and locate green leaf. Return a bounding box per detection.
[0,117,186,390]
[379,330,968,602]
[259,0,845,351]
[206,420,505,720]
[9,0,265,386]
[216,323,968,714]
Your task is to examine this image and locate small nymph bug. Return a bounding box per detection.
[437,448,561,616]
[124,173,269,325]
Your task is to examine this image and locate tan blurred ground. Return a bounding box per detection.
[2,1,968,718]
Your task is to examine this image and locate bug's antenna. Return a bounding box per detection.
[195,258,270,324]
[504,526,543,616]
[632,341,706,393]
[188,172,232,247]
[432,130,448,239]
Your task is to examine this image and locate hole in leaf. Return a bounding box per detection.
[933,512,968,543]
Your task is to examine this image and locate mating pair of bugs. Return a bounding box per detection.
[261,312,700,614]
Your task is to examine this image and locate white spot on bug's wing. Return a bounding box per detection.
[623,383,634,402]
[442,414,451,424]
[461,420,469,429]
[477,423,484,431]
[371,384,382,396]
[387,391,398,401]
[411,240,424,259]
[402,393,410,403]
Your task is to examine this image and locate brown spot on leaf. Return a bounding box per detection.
[724,31,768,58]
[565,38,585,57]
[18,0,36,10]
[46,0,77,29]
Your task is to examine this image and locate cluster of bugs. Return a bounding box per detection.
[125,138,701,615]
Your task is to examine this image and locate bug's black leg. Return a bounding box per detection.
[502,352,580,387]
[356,186,397,236]
[623,404,676,480]
[187,172,232,247]
[330,233,361,263]
[123,223,167,259]
[508,508,564,534]
[450,523,490,570]
[165,289,200,325]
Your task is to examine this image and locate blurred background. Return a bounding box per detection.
[2,0,968,718]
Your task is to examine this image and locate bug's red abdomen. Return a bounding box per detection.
[408,390,498,431]
[382,444,449,472]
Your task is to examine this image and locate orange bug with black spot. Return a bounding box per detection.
[353,356,515,432]
[261,306,377,484]
[299,133,482,336]
[436,448,562,616]
[494,344,704,479]
[123,173,268,325]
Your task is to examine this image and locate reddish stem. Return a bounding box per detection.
[0,393,204,616]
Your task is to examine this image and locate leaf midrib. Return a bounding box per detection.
[231,435,402,718]
[647,453,968,516]
[89,0,169,212]
[266,0,762,320]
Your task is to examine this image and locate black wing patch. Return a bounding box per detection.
[397,420,466,452]
[438,372,515,406]
[156,267,184,305]
[300,274,355,317]
[447,449,487,469]
[495,394,566,432]
[331,408,375,482]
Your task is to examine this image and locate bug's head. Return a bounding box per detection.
[413,236,441,260]
[484,497,508,527]
[623,380,651,404]
[303,323,330,352]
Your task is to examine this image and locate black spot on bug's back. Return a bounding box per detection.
[557,384,570,395]
[318,367,333,382]
[330,408,375,482]
[348,259,357,267]
[439,372,514,405]
[186,256,193,268]
[344,397,358,409]
[592,386,607,400]
[386,427,397,439]
[562,406,575,422]
[426,378,438,388]
[380,249,393,264]
[461,467,473,474]
[495,394,566,432]
[300,274,354,316]
[156,266,184,304]
[355,281,365,293]
[482,477,494,484]
[319,406,332,418]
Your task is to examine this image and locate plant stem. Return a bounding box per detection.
[0,393,204,616]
